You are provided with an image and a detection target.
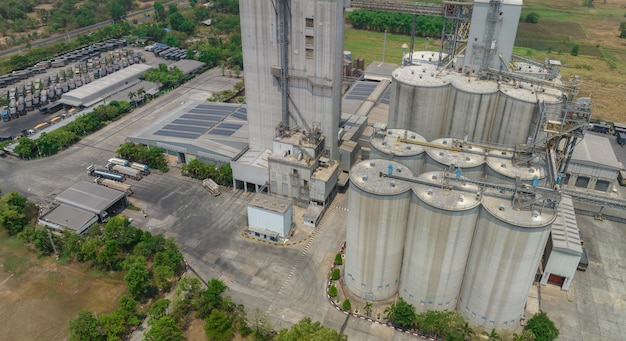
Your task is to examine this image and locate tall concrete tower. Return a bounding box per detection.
[239,0,349,160]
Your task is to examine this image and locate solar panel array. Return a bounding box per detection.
[345,82,378,101]
[153,104,246,139]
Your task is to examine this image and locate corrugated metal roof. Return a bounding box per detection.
[55,181,126,215]
[40,204,97,234]
[550,195,582,255]
[571,133,621,170]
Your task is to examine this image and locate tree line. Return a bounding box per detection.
[347,9,444,37]
[13,100,133,159]
[116,141,169,173]
[181,158,234,186]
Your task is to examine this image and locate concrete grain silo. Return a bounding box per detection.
[443,78,498,142]
[485,151,547,185]
[423,138,486,180]
[400,172,481,312]
[344,159,413,301]
[370,129,427,175]
[458,192,554,330]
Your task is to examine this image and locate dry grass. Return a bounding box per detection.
[0,231,127,341]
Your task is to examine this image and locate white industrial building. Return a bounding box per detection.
[564,133,621,192]
[247,193,294,241]
[540,195,582,291]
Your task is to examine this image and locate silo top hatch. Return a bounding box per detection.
[350,159,414,196]
[481,192,556,228]
[413,172,481,211]
[371,129,426,156]
[426,138,486,168]
[486,151,547,181]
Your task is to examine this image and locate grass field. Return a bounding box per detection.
[345,0,626,123]
[0,230,127,341]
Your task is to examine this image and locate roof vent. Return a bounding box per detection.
[427,188,434,195]
[396,166,402,173]
[465,156,471,161]
[439,151,445,156]
[419,74,423,79]
[411,134,416,139]
[387,130,393,135]
[382,140,387,146]
[443,140,448,145]
[390,181,396,187]
[370,160,376,167]
[498,204,505,211]
[432,174,438,180]
[529,167,535,173]
[500,163,506,168]
[458,194,464,202]
[362,174,368,181]
[406,145,412,150]
[411,70,415,74]
[532,210,540,218]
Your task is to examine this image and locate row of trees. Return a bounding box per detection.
[116,141,169,172]
[347,9,444,37]
[381,298,558,341]
[180,159,234,186]
[143,63,185,90]
[0,190,37,236]
[13,100,133,159]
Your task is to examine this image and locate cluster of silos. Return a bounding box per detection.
[344,160,414,301]
[485,150,547,186]
[423,138,486,180]
[370,128,427,175]
[345,159,557,331]
[387,62,564,147]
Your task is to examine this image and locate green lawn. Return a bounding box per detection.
[345,28,436,66]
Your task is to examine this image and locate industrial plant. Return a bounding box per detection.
[234,0,626,332]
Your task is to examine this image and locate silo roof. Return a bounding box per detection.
[392,63,447,87]
[481,190,556,228]
[371,129,426,156]
[350,159,414,195]
[426,138,486,168]
[486,151,547,181]
[413,172,481,211]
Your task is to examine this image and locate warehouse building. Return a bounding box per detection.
[246,193,294,241]
[564,133,621,192]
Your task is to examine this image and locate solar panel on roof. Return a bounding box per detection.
[172,119,215,127]
[189,109,231,115]
[196,104,236,110]
[163,124,208,133]
[232,112,247,120]
[381,99,390,105]
[210,129,235,136]
[346,95,364,100]
[154,130,201,139]
[238,107,247,113]
[181,114,223,121]
[218,123,242,130]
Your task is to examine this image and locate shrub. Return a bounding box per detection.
[331,268,340,280]
[334,253,343,266]
[525,311,559,341]
[525,12,539,23]
[342,299,351,311]
[328,285,337,297]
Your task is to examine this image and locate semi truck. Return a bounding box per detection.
[616,131,626,146]
[202,178,221,197]
[87,165,125,182]
[95,178,133,195]
[1,107,10,122]
[111,164,143,180]
[130,162,150,175]
[108,157,129,166]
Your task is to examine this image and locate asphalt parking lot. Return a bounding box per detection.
[1,66,625,340]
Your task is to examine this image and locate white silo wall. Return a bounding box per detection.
[370,129,427,175]
[491,89,537,146]
[485,151,548,185]
[345,160,413,301]
[444,79,498,142]
[459,194,554,331]
[423,138,486,180]
[400,172,480,312]
[388,65,450,142]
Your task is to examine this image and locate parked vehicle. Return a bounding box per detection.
[108,157,130,166]
[95,178,133,195]
[87,165,125,182]
[616,131,626,146]
[1,107,10,122]
[110,165,143,180]
[130,162,150,175]
[202,178,221,197]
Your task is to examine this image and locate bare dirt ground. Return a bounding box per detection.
[185,318,208,341]
[0,232,127,341]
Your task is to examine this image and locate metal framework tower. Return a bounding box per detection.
[275,0,291,131]
[438,1,473,66]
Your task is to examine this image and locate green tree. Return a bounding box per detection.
[571,44,580,56]
[328,285,338,298]
[275,317,347,341]
[154,2,166,23]
[582,0,594,7]
[525,311,559,341]
[342,299,351,311]
[145,316,183,341]
[0,191,28,235]
[525,12,540,23]
[118,296,140,326]
[99,310,127,340]
[97,239,121,270]
[391,298,416,328]
[331,268,340,280]
[619,22,626,38]
[78,237,103,262]
[364,301,373,317]
[124,256,151,298]
[484,328,502,341]
[68,310,102,341]
[334,253,343,265]
[513,331,537,341]
[205,309,234,341]
[108,0,127,23]
[149,299,171,324]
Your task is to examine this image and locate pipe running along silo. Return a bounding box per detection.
[423,138,486,180]
[458,190,555,331]
[400,171,480,313]
[344,159,413,301]
[370,128,427,175]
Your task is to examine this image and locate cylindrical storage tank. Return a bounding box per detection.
[388,63,451,142]
[423,138,485,180]
[443,78,498,142]
[458,193,555,331]
[485,152,547,185]
[345,159,413,301]
[400,171,480,312]
[491,86,537,147]
[370,128,427,175]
